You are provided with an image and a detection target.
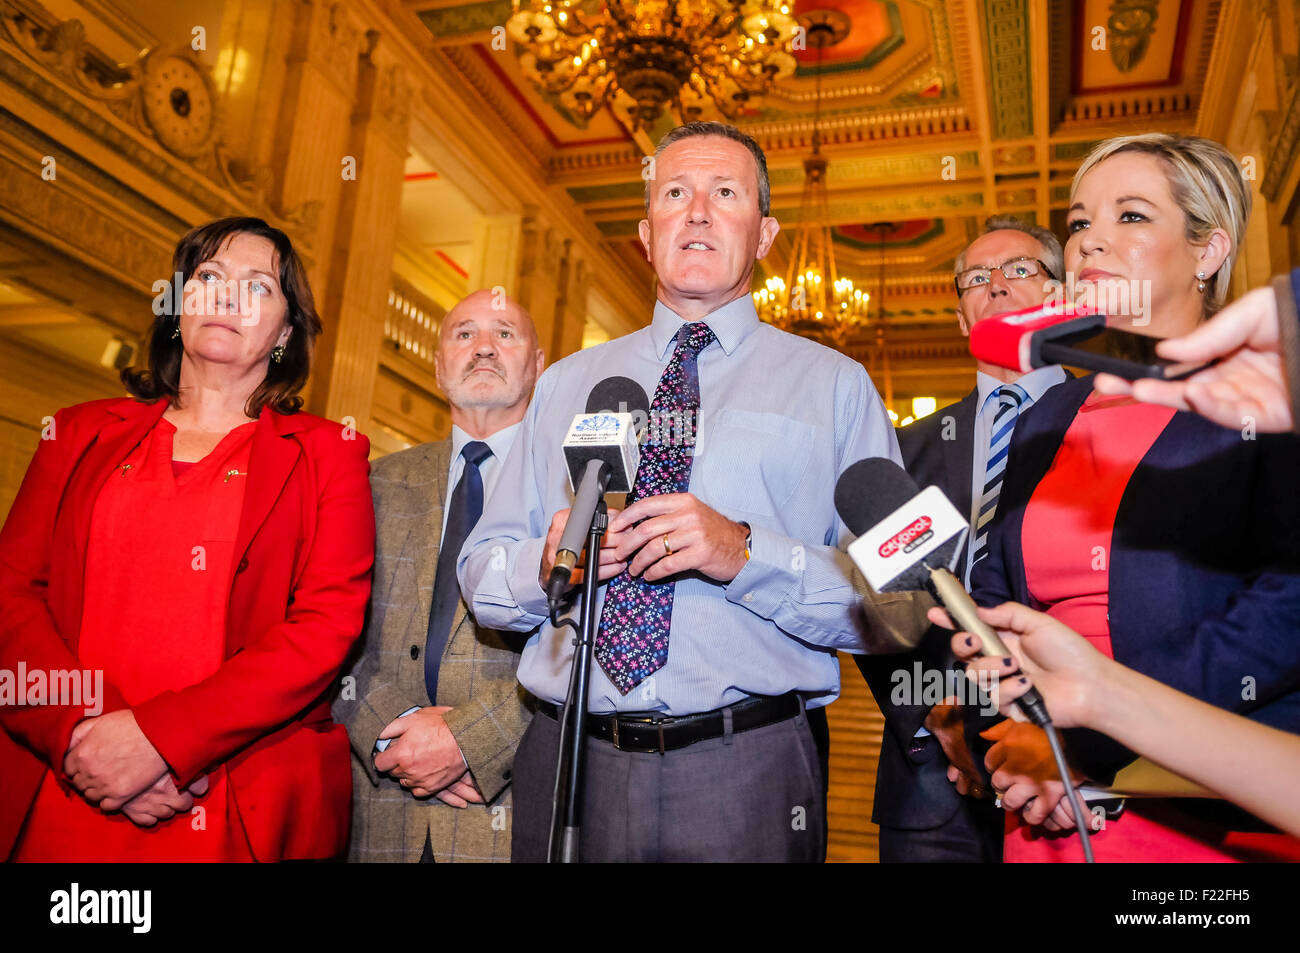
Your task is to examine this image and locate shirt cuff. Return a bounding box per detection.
[725,523,798,618]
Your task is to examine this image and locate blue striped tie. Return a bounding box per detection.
[970,383,1029,570]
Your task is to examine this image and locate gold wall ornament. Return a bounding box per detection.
[506,0,800,130]
[0,7,320,247]
[139,50,218,159]
[1107,0,1159,73]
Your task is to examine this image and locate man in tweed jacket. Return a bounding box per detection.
[335,289,544,862]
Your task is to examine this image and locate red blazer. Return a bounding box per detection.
[0,397,375,860]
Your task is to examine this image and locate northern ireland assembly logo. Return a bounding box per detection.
[574,414,621,433]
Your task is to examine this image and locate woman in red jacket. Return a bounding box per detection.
[0,216,374,861]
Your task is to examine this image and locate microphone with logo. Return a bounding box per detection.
[545,376,650,610]
[546,376,648,863]
[969,300,1212,381]
[834,456,1094,859]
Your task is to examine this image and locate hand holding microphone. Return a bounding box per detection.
[834,457,1051,727]
[543,376,649,608]
[932,600,1112,730]
[539,507,627,592]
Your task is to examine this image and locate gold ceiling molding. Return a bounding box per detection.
[0,150,169,298]
[440,43,556,164]
[1059,90,1195,123]
[0,4,321,242]
[743,104,973,149]
[548,145,645,178]
[761,47,936,103]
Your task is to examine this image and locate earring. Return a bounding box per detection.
[171,320,181,340]
[270,344,285,363]
[1196,271,1207,294]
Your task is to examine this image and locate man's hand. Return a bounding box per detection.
[64,710,168,811]
[118,774,210,828]
[606,493,748,583]
[981,719,1083,828]
[1094,286,1290,432]
[434,769,485,809]
[926,697,988,798]
[374,706,468,799]
[539,507,628,593]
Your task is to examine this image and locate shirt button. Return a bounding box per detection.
[410,645,420,660]
[742,592,754,603]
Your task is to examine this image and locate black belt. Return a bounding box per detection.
[536,692,803,755]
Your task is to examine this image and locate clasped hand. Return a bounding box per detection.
[64,710,207,827]
[374,706,483,807]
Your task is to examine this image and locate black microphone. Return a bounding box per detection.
[546,377,650,608]
[834,457,1050,728]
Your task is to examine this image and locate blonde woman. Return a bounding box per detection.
[967,134,1300,862]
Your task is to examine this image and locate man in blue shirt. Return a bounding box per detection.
[459,122,918,862]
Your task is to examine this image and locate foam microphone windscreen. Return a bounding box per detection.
[834,457,920,536]
[585,376,650,420]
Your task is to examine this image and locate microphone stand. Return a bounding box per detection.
[547,500,607,863]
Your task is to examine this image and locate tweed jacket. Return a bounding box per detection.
[334,438,534,862]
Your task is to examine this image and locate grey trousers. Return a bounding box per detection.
[512,702,826,862]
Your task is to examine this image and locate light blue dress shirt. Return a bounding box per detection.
[962,365,1066,586]
[457,294,901,715]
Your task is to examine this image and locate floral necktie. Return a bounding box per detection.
[594,321,715,694]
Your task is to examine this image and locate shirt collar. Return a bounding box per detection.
[649,294,759,360]
[976,364,1067,414]
[449,421,521,465]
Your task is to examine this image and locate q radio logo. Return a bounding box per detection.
[575,414,621,434]
[878,515,933,559]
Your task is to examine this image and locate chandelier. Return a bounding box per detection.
[752,11,865,349]
[505,1,800,129]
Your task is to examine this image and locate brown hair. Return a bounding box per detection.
[645,121,771,216]
[123,216,322,415]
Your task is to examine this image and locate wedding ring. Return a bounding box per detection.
[663,534,673,556]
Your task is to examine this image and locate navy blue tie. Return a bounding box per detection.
[426,440,492,702]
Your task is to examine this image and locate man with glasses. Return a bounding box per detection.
[856,215,1068,862]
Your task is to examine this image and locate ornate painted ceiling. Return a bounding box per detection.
[413,0,1218,398]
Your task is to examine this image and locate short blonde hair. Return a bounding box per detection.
[1070,134,1251,317]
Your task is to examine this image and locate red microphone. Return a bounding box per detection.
[969,302,1211,381]
[969,302,1101,374]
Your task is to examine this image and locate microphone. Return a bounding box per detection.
[546,377,650,608]
[970,301,1211,381]
[834,458,1050,728]
[968,301,1102,374]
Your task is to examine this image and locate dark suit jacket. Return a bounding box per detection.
[856,389,980,829]
[971,375,1300,784]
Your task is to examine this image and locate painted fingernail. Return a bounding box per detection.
[1002,658,1014,667]
[964,636,975,647]
[1018,677,1029,685]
